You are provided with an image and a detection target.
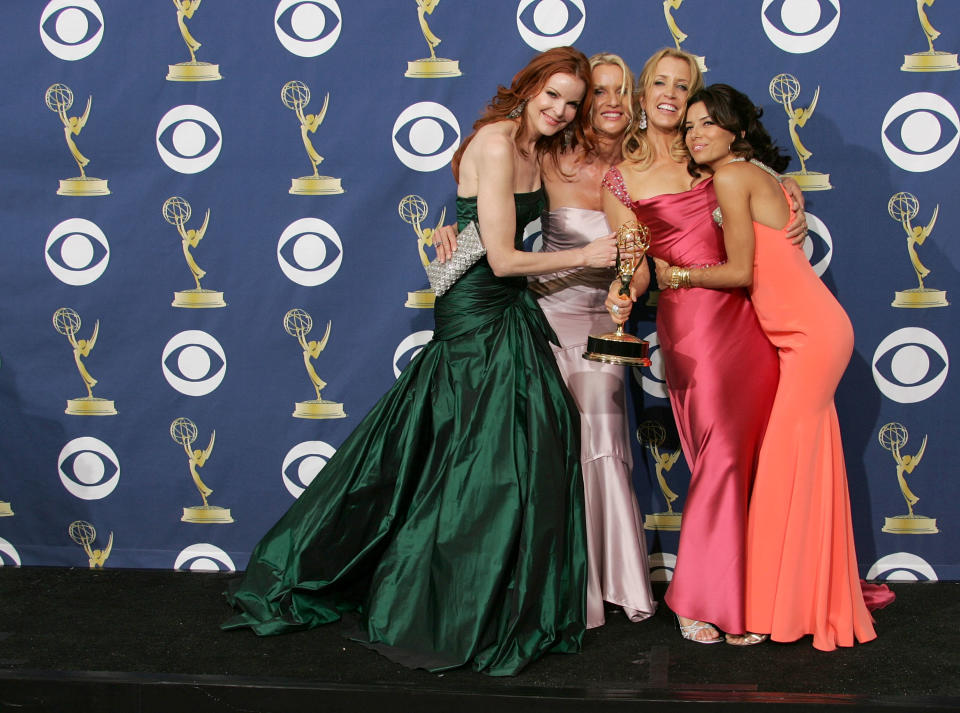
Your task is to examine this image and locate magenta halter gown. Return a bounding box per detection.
[604,168,779,634]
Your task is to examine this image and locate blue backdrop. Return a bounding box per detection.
[0,0,956,582]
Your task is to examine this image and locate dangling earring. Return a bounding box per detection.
[562,126,574,148]
[507,99,527,119]
[637,108,647,130]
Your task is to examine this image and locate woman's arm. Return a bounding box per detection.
[472,132,617,277]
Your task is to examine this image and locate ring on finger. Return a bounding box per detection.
[611,304,620,315]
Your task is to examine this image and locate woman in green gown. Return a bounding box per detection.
[223,47,620,676]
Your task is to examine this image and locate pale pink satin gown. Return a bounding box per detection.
[531,207,657,629]
[603,169,779,635]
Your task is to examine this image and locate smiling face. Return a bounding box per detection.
[523,71,587,137]
[590,63,630,137]
[684,101,737,169]
[640,56,693,132]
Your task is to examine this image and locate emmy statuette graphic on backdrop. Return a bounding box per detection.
[637,421,683,531]
[45,84,109,196]
[399,195,447,308]
[0,500,12,517]
[879,423,939,534]
[68,520,113,568]
[902,0,958,72]
[405,0,462,78]
[888,192,948,308]
[284,309,347,419]
[282,81,344,195]
[162,196,226,308]
[662,0,707,72]
[167,0,222,81]
[52,307,117,415]
[584,221,652,366]
[171,417,233,523]
[769,74,832,191]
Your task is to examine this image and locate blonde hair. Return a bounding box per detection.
[622,48,704,169]
[588,52,635,131]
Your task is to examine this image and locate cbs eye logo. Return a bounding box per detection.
[156,105,223,174]
[648,551,676,582]
[631,331,668,400]
[866,553,937,582]
[58,436,120,500]
[761,0,839,53]
[516,0,585,51]
[802,212,833,277]
[394,331,433,378]
[161,330,227,396]
[282,441,337,498]
[882,93,960,172]
[40,0,104,61]
[277,218,343,286]
[174,543,236,572]
[872,327,948,403]
[392,103,461,173]
[45,218,109,285]
[523,218,543,252]
[275,0,342,57]
[0,538,22,567]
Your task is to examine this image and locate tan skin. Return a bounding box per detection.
[602,57,805,644]
[455,72,618,277]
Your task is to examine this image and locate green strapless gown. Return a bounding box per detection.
[223,191,586,676]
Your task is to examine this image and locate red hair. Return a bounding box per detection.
[452,47,595,182]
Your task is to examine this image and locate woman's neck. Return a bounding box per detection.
[593,131,623,165]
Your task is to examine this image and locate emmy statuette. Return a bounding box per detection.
[166,0,222,81]
[583,221,652,366]
[399,195,447,308]
[53,307,117,415]
[162,196,226,308]
[638,421,683,531]
[879,423,939,534]
[68,520,112,568]
[769,74,832,191]
[0,501,12,517]
[405,0,462,78]
[45,84,109,196]
[282,81,344,195]
[171,417,233,523]
[901,0,958,72]
[285,309,347,419]
[888,193,948,308]
[663,0,707,72]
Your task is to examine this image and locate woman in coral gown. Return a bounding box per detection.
[661,83,878,649]
[223,48,620,676]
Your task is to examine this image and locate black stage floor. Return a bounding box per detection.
[0,568,956,712]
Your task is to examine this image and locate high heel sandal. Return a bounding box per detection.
[725,632,769,646]
[676,615,722,644]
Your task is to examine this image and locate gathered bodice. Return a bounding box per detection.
[602,167,726,268]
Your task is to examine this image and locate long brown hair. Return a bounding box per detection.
[451,46,595,183]
[621,47,704,170]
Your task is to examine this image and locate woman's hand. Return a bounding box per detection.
[653,258,672,290]
[605,279,636,325]
[581,233,619,268]
[781,177,808,246]
[432,224,459,263]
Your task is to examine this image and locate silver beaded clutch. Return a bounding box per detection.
[425,221,485,297]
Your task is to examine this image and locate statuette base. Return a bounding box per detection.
[66,397,117,416]
[173,289,227,308]
[785,171,832,191]
[882,514,938,534]
[901,52,960,72]
[644,511,681,531]
[405,288,435,309]
[693,55,708,73]
[290,176,344,195]
[167,62,222,81]
[58,177,110,196]
[293,399,347,419]
[583,332,651,367]
[182,505,234,523]
[0,501,13,517]
[405,58,462,78]
[892,288,949,308]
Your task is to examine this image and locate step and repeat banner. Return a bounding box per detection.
[0,1,956,582]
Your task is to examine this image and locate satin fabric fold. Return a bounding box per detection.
[224,191,587,676]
